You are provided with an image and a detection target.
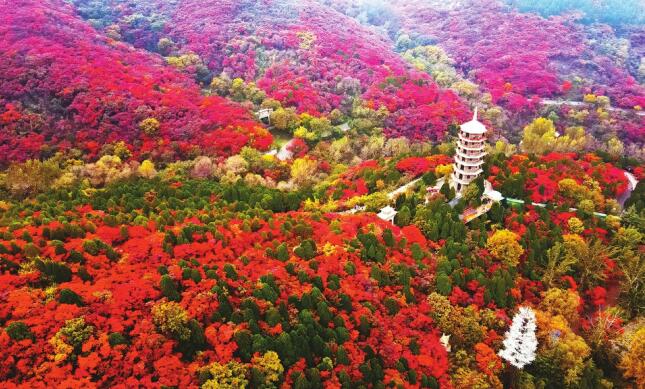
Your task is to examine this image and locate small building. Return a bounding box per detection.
[255,108,273,124]
[482,189,503,204]
[482,180,503,205]
[451,107,487,193]
[338,122,350,132]
[377,206,397,224]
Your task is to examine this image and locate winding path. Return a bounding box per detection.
[387,178,422,200]
[540,99,645,116]
[336,168,640,220]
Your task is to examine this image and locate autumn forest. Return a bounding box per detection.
[0,0,644,388]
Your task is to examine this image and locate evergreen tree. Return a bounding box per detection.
[5,322,33,341]
[493,275,508,307]
[395,205,412,226]
[294,239,317,260]
[35,259,72,284]
[382,229,395,247]
[440,181,452,199]
[275,242,289,261]
[436,273,453,295]
[160,275,181,301]
[58,288,84,306]
[336,345,350,365]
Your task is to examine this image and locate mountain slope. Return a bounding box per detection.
[0,0,271,166]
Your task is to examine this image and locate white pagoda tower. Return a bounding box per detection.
[451,107,487,193]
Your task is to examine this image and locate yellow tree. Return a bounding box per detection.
[137,159,157,178]
[554,126,588,152]
[486,229,523,267]
[539,288,580,325]
[567,217,584,234]
[542,242,577,288]
[139,118,160,136]
[166,53,202,69]
[201,360,249,388]
[4,159,61,197]
[620,326,645,385]
[270,107,299,131]
[562,234,614,290]
[435,164,453,178]
[49,317,94,362]
[493,140,517,157]
[521,117,557,155]
[606,137,624,160]
[224,155,249,176]
[151,301,190,341]
[210,74,232,96]
[252,351,284,387]
[82,155,134,186]
[290,158,319,188]
[535,310,591,386]
[612,227,644,316]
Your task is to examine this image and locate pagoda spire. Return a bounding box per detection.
[473,106,478,121]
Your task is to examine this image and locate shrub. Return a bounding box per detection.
[35,259,72,284]
[152,301,191,341]
[108,332,127,347]
[5,322,33,341]
[139,118,160,136]
[294,239,317,260]
[58,288,84,306]
[620,327,645,385]
[436,273,453,295]
[201,360,249,388]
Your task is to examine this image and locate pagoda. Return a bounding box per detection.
[451,107,487,193]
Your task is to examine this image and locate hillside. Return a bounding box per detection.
[0,1,644,388]
[0,0,271,166]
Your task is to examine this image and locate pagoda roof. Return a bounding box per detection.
[377,206,397,220]
[460,107,487,135]
[483,189,503,202]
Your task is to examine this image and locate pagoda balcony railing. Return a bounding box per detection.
[452,171,483,185]
[458,133,485,143]
[456,149,486,158]
[455,162,484,171]
[457,141,485,149]
[454,156,485,166]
